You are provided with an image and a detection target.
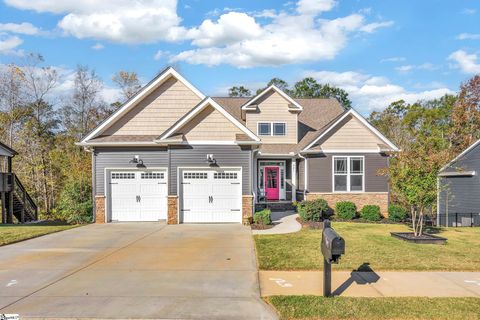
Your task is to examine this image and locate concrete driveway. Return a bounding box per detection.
[0,223,277,319]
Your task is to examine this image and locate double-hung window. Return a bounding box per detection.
[257,122,286,136]
[333,156,364,192]
[258,122,271,136]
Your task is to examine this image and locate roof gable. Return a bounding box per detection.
[440,139,480,172]
[80,67,205,144]
[158,98,260,142]
[241,85,303,111]
[302,108,399,152]
[176,104,246,141]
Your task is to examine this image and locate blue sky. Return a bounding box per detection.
[0,0,479,114]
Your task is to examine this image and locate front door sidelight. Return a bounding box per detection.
[264,166,279,200]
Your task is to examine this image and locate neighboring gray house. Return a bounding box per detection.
[438,140,480,227]
[78,67,399,224]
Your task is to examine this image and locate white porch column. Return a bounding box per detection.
[291,159,297,202]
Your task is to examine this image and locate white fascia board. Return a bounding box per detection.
[302,108,400,152]
[240,85,303,111]
[80,67,205,144]
[76,141,158,147]
[439,139,480,172]
[158,97,260,142]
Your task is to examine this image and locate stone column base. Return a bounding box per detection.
[306,192,389,217]
[167,195,178,224]
[95,195,106,223]
[242,195,254,225]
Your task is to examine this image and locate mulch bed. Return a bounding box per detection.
[296,217,324,229]
[391,232,447,244]
[250,224,275,230]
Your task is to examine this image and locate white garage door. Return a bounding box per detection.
[110,170,167,221]
[180,169,242,223]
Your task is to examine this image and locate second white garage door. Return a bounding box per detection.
[180,168,242,223]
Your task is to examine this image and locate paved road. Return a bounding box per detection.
[260,270,480,297]
[0,223,277,319]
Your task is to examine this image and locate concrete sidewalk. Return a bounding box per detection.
[260,270,480,297]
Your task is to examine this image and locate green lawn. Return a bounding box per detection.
[254,222,480,271]
[267,296,480,320]
[0,222,79,246]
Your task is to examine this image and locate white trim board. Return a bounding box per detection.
[158,97,260,142]
[302,108,400,152]
[81,67,205,144]
[240,85,303,111]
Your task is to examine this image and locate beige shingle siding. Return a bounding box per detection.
[103,76,202,136]
[180,105,244,141]
[319,115,384,150]
[245,91,298,144]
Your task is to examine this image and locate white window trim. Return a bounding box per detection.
[256,121,287,136]
[332,156,365,193]
[258,122,272,136]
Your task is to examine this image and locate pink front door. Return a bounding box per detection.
[264,166,279,200]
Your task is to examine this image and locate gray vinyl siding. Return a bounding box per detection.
[307,153,389,193]
[298,159,305,190]
[439,144,480,222]
[93,147,169,195]
[169,145,252,195]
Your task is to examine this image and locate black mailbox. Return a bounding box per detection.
[321,223,345,264]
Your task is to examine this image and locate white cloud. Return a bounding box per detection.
[185,12,263,47]
[0,36,23,54]
[461,8,476,15]
[91,43,104,50]
[456,33,480,40]
[172,6,393,68]
[0,22,39,35]
[380,56,406,62]
[5,0,185,44]
[153,50,166,60]
[296,0,336,15]
[396,63,438,73]
[359,20,394,33]
[395,65,413,73]
[305,70,453,113]
[448,50,480,74]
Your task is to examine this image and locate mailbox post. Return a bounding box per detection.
[321,219,345,297]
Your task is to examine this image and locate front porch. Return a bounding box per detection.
[254,157,300,211]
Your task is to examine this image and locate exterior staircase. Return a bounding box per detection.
[1,173,38,223]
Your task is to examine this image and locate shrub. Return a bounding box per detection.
[360,205,382,221]
[335,201,357,220]
[254,209,272,225]
[297,198,330,222]
[56,180,93,224]
[388,204,407,222]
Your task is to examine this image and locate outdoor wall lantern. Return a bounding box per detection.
[129,155,145,168]
[206,154,217,166]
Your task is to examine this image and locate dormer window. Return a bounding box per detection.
[258,122,287,136]
[258,122,271,136]
[273,123,286,136]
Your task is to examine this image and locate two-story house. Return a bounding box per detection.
[78,67,399,224]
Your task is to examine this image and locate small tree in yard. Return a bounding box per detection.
[389,147,447,236]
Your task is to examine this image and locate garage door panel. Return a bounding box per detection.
[110,170,167,222]
[180,168,242,223]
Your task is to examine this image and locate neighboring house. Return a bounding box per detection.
[438,140,480,227]
[0,141,38,224]
[78,67,399,224]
